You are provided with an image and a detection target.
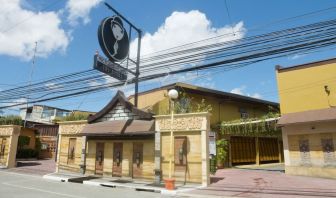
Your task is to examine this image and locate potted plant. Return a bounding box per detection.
[216,139,228,169]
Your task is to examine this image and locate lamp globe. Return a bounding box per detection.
[168,89,179,100]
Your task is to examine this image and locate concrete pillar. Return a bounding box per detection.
[282,128,291,166]
[80,136,87,174]
[55,134,62,173]
[154,131,162,184]
[201,129,210,187]
[255,137,260,165]
[278,137,282,163]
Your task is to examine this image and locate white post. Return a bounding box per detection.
[168,101,174,178]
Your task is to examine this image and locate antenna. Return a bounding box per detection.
[24,41,38,128]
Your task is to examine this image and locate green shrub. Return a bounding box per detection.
[35,137,41,156]
[16,149,38,158]
[216,139,229,163]
[54,112,91,122]
[18,136,30,149]
[0,115,22,125]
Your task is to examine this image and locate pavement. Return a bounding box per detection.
[9,159,56,176]
[182,167,336,198]
[3,160,336,198]
[0,170,166,198]
[44,172,203,196]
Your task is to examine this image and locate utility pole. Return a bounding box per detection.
[24,42,38,128]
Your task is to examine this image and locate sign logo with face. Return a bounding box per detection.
[98,16,129,62]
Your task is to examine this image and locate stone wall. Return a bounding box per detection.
[96,103,140,122]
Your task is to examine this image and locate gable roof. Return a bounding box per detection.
[129,82,279,107]
[88,90,153,123]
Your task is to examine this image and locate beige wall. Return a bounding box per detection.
[57,135,83,173]
[161,131,202,183]
[282,121,336,179]
[131,89,273,126]
[56,121,87,173]
[155,113,210,186]
[276,60,336,114]
[0,125,20,168]
[85,139,155,179]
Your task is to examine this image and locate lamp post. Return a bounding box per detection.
[166,89,178,190]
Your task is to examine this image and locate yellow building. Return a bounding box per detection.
[129,82,281,166]
[56,91,211,186]
[276,58,336,179]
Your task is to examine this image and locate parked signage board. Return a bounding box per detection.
[98,15,129,62]
[93,54,127,81]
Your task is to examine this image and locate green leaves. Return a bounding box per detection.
[220,113,281,137]
[0,115,22,125]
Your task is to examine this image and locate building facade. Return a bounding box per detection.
[276,58,336,179]
[56,91,210,185]
[128,82,281,166]
[20,105,72,124]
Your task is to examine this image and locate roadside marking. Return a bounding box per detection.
[2,182,84,198]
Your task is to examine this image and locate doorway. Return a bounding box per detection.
[112,142,123,177]
[95,142,104,175]
[132,142,143,178]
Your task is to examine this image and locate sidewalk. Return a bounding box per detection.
[181,168,336,198]
[44,172,203,196]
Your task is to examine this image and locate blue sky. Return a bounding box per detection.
[1,0,336,114]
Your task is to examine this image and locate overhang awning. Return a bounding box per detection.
[278,108,336,126]
[79,119,155,136]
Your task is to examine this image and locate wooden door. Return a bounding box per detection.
[112,143,123,177]
[231,137,256,164]
[95,142,104,175]
[259,137,279,162]
[174,136,187,179]
[132,143,143,178]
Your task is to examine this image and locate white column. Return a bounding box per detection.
[201,129,210,187]
[80,136,87,174]
[282,127,291,166]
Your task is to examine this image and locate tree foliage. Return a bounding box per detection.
[54,112,91,122]
[173,91,212,114]
[0,115,22,125]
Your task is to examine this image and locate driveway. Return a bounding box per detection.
[182,168,336,198]
[9,159,56,176]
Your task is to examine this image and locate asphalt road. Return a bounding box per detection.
[0,170,165,198]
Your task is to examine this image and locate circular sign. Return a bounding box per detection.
[98,16,129,62]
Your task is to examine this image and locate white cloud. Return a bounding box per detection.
[230,86,246,95]
[230,85,262,99]
[0,0,69,60]
[130,10,245,57]
[66,0,102,26]
[250,93,262,99]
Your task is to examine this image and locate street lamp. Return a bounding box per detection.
[165,89,178,190]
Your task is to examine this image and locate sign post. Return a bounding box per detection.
[95,2,142,107]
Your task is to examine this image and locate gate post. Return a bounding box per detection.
[255,137,260,165]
